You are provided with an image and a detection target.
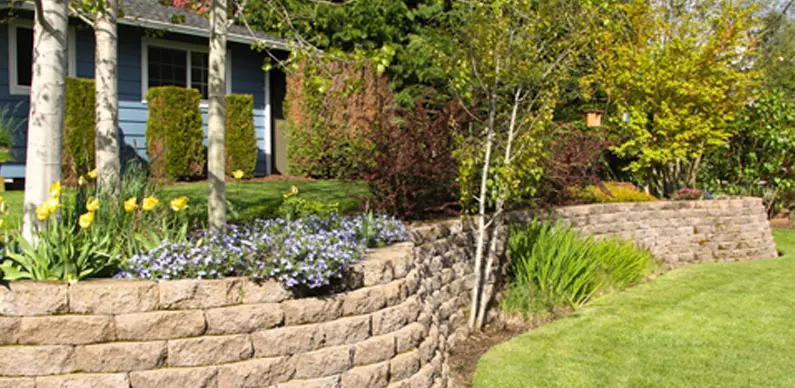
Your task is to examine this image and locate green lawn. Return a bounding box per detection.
[475,229,795,388]
[1,180,368,228]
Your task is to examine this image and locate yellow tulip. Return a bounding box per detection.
[49,181,62,198]
[36,204,50,221]
[124,197,138,212]
[169,196,189,212]
[0,195,4,203]
[232,169,245,180]
[44,197,61,214]
[86,197,99,212]
[88,169,97,179]
[283,185,299,199]
[142,196,159,211]
[78,176,87,186]
[78,211,95,229]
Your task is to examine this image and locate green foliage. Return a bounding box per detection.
[573,182,657,203]
[504,220,656,313]
[145,87,205,181]
[225,94,258,178]
[62,78,96,179]
[277,186,339,221]
[582,0,759,197]
[701,88,795,217]
[0,102,22,163]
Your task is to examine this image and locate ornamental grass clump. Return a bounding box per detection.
[503,220,657,315]
[117,213,408,290]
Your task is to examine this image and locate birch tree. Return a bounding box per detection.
[94,0,120,193]
[207,0,228,229]
[449,0,586,329]
[22,0,70,242]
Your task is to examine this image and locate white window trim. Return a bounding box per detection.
[8,20,77,96]
[141,37,232,105]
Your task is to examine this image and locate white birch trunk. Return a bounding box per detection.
[207,0,228,229]
[22,0,69,242]
[95,0,120,193]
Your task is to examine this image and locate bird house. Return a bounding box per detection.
[585,110,603,127]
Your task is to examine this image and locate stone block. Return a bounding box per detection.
[340,361,389,388]
[341,287,386,316]
[205,303,283,334]
[241,280,292,304]
[0,345,74,376]
[395,323,426,353]
[74,341,167,372]
[168,334,253,367]
[18,315,113,345]
[36,373,130,388]
[0,281,67,316]
[217,356,294,388]
[115,310,206,341]
[372,297,420,336]
[272,375,340,388]
[0,377,34,388]
[321,315,371,347]
[0,317,19,345]
[390,349,420,382]
[69,279,158,314]
[251,324,324,357]
[292,345,352,380]
[129,366,217,388]
[354,333,395,366]
[158,278,243,309]
[282,297,341,325]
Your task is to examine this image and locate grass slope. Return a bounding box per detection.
[0,180,368,228]
[475,229,795,388]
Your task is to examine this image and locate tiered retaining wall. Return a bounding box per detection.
[0,198,777,388]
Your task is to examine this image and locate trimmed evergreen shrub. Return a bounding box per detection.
[63,78,96,180]
[225,94,257,178]
[145,87,205,181]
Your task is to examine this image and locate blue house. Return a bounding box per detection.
[0,0,288,182]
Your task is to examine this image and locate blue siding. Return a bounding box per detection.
[0,19,33,178]
[0,18,276,178]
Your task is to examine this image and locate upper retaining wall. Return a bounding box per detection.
[0,198,777,388]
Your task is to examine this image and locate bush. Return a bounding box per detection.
[62,78,96,180]
[504,220,656,314]
[146,87,205,181]
[362,98,463,219]
[573,182,657,203]
[225,94,258,178]
[117,213,408,290]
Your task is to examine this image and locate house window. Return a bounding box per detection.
[144,42,214,100]
[7,22,76,95]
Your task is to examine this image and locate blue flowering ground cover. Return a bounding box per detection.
[117,213,408,290]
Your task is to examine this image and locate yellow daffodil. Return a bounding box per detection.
[283,185,299,199]
[169,196,189,212]
[44,197,61,214]
[78,211,95,229]
[232,169,245,180]
[0,196,4,203]
[78,176,87,186]
[49,181,62,198]
[124,197,138,212]
[0,219,4,229]
[36,204,50,221]
[86,197,99,212]
[142,196,159,211]
[0,201,7,215]
[88,169,97,179]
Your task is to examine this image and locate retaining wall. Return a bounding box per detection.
[0,198,777,388]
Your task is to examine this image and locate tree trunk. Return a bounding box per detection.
[207,0,228,229]
[22,0,69,242]
[95,0,120,194]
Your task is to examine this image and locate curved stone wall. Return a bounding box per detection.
[0,198,777,387]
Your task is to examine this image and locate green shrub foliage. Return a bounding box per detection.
[145,87,205,181]
[225,94,258,177]
[505,220,656,314]
[63,78,96,179]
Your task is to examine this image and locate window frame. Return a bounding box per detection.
[141,37,232,104]
[7,20,77,96]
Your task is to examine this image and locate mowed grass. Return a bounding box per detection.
[0,179,368,228]
[475,229,795,388]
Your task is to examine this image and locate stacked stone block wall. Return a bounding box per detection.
[0,198,777,387]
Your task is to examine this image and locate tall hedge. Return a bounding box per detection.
[63,78,96,180]
[145,87,205,181]
[225,94,257,177]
